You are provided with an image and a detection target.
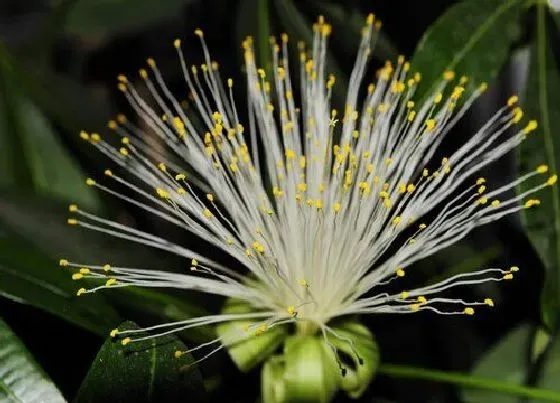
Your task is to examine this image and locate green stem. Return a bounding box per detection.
[378,364,560,401]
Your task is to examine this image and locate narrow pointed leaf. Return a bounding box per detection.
[0,317,66,403]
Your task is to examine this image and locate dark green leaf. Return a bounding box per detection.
[0,190,211,341]
[462,324,532,403]
[74,321,205,403]
[60,0,199,37]
[410,0,525,100]
[517,4,560,329]
[0,317,66,402]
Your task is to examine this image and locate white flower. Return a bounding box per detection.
[61,15,553,366]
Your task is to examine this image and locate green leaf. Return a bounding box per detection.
[60,0,199,37]
[537,333,560,394]
[74,321,205,403]
[0,317,66,403]
[0,190,211,341]
[518,3,560,330]
[216,298,287,372]
[462,324,532,403]
[410,0,525,99]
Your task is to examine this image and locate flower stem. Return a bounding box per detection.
[378,364,560,401]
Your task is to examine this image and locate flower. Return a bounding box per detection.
[62,13,551,389]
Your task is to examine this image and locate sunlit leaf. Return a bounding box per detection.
[0,317,66,403]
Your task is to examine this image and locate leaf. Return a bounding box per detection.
[74,321,205,403]
[0,317,66,403]
[537,333,560,394]
[0,190,211,341]
[410,0,525,100]
[60,0,199,37]
[518,4,560,330]
[462,324,532,403]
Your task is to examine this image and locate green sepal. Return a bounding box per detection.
[217,297,287,372]
[262,355,287,403]
[328,321,379,398]
[261,336,339,403]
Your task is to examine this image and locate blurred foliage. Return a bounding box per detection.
[0,0,560,402]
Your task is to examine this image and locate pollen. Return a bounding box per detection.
[396,268,405,277]
[484,298,494,307]
[287,306,297,317]
[463,307,475,315]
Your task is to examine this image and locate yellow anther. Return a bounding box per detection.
[425,119,436,131]
[510,266,519,272]
[121,337,131,345]
[523,120,538,134]
[255,324,267,336]
[67,218,78,225]
[410,304,420,312]
[175,173,186,181]
[451,86,465,99]
[103,264,111,272]
[203,209,213,219]
[417,296,427,303]
[191,259,198,267]
[478,197,488,205]
[174,350,183,358]
[507,95,518,107]
[479,82,488,92]
[423,169,429,177]
[287,306,297,317]
[106,278,117,286]
[119,147,128,156]
[110,329,119,337]
[396,268,405,277]
[297,183,307,192]
[139,68,148,79]
[460,75,469,84]
[252,241,265,254]
[79,131,90,141]
[419,223,427,230]
[400,291,409,299]
[315,199,323,210]
[121,137,129,145]
[146,58,156,68]
[333,202,341,213]
[547,175,557,186]
[206,193,214,202]
[68,204,78,212]
[86,178,96,186]
[503,273,514,280]
[90,133,101,142]
[478,185,486,194]
[76,288,86,296]
[512,107,523,124]
[434,92,443,104]
[443,70,455,81]
[484,298,494,307]
[407,184,416,193]
[285,149,296,160]
[72,273,83,280]
[156,188,169,199]
[463,307,475,315]
[158,162,166,172]
[104,169,112,177]
[79,268,90,275]
[491,200,500,207]
[173,38,181,49]
[117,74,127,83]
[298,279,309,288]
[537,165,549,174]
[384,199,392,208]
[476,177,486,185]
[194,28,203,37]
[59,259,69,267]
